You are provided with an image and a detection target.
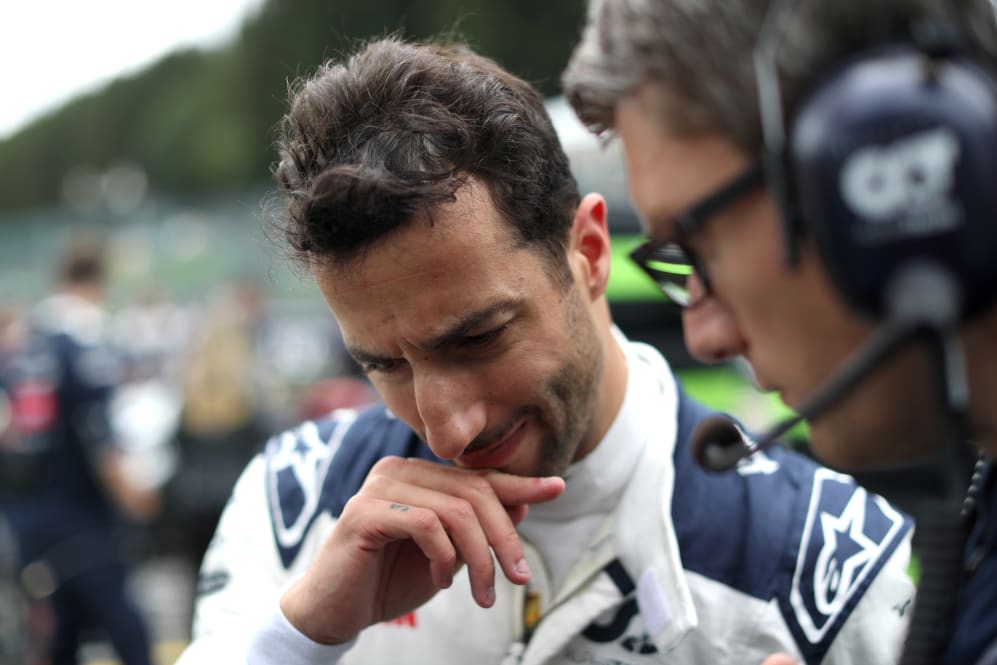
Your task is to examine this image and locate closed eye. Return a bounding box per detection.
[360,357,407,376]
[458,324,507,349]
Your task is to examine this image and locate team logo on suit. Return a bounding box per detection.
[790,468,907,644]
[266,412,357,565]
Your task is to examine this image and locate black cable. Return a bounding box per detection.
[897,313,974,665]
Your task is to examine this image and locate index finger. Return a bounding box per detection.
[478,470,566,506]
[374,457,565,507]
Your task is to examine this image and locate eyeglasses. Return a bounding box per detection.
[629,159,765,308]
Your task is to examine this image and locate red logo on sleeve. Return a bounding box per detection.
[386,612,418,628]
[11,380,58,433]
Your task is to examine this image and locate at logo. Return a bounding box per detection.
[581,561,660,658]
[266,413,356,566]
[789,469,908,646]
[840,127,960,223]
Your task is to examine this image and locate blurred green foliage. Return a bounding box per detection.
[0,0,586,215]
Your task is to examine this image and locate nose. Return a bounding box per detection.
[681,275,746,363]
[414,367,487,461]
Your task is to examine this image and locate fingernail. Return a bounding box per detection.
[515,557,531,577]
[485,586,495,606]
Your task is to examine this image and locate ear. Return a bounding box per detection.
[569,193,612,299]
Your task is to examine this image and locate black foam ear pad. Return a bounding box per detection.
[787,46,997,321]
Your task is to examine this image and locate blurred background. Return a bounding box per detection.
[0,1,806,664]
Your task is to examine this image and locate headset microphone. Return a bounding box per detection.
[692,413,800,473]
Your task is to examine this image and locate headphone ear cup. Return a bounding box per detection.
[788,47,997,321]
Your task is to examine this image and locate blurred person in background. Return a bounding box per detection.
[167,277,293,562]
[0,234,160,665]
[0,292,36,664]
[176,36,914,665]
[294,375,380,423]
[0,291,27,365]
[564,0,997,662]
[111,284,193,387]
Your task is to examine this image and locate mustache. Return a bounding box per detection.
[461,406,541,455]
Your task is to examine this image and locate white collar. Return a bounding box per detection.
[612,340,698,653]
[526,330,650,522]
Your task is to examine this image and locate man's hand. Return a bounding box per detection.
[280,457,565,645]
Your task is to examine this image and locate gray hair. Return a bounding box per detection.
[563,0,997,153]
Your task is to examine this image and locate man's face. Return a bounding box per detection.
[312,180,607,478]
[615,86,941,468]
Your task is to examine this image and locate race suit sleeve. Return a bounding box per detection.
[174,407,417,664]
[174,454,345,664]
[247,607,354,665]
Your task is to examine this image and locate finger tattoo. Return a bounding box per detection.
[390,503,411,512]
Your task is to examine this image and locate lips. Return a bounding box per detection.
[457,421,527,469]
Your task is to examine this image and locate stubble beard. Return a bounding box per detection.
[531,289,605,478]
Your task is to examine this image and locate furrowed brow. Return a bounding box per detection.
[345,298,522,364]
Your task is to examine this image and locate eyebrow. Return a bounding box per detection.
[346,298,522,366]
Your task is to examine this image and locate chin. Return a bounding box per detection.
[774,373,832,413]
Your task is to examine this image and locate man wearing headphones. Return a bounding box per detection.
[564,0,997,663]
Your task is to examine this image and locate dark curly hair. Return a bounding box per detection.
[273,36,580,283]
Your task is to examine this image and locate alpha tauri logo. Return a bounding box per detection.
[839,127,963,242]
[790,468,908,645]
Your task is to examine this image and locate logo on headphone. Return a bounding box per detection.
[840,127,963,243]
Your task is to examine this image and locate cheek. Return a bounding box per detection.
[702,231,777,311]
[795,260,871,347]
[369,380,418,425]
[491,353,550,398]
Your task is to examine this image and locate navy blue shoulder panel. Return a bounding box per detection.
[263,405,441,568]
[672,385,913,665]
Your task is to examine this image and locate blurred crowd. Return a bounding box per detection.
[0,233,379,665]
